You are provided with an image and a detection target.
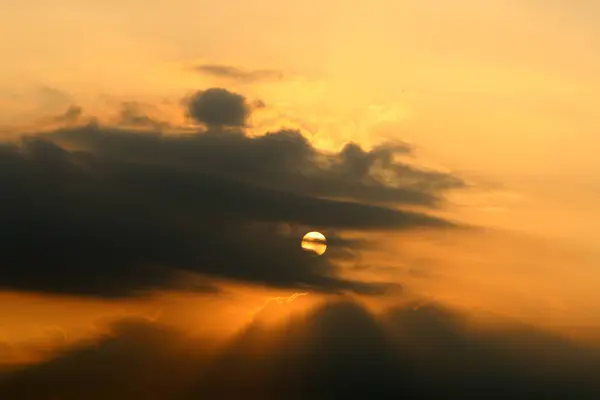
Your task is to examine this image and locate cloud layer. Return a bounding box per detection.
[0,87,462,298]
[2,301,599,399]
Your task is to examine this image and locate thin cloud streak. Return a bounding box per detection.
[194,64,284,83]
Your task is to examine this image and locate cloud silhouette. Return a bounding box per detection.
[47,125,463,207]
[0,87,464,298]
[2,301,599,399]
[186,88,249,127]
[0,135,439,298]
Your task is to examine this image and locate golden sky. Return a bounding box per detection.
[1,1,600,397]
[3,0,600,239]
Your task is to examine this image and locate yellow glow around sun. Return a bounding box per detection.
[301,231,327,256]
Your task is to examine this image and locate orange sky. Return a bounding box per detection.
[2,0,600,371]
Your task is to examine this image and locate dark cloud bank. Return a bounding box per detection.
[0,88,463,298]
[2,300,600,399]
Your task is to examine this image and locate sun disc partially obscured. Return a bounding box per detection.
[301,231,327,256]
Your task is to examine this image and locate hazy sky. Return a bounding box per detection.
[1,1,600,397]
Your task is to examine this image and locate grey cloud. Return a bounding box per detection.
[0,133,419,297]
[195,64,283,82]
[186,88,249,127]
[0,87,464,298]
[48,125,463,207]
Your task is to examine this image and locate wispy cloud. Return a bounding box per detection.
[194,64,284,83]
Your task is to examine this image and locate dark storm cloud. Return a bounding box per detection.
[194,64,283,82]
[0,87,463,297]
[2,301,600,399]
[186,88,249,127]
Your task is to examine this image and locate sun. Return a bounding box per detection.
[301,231,327,256]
